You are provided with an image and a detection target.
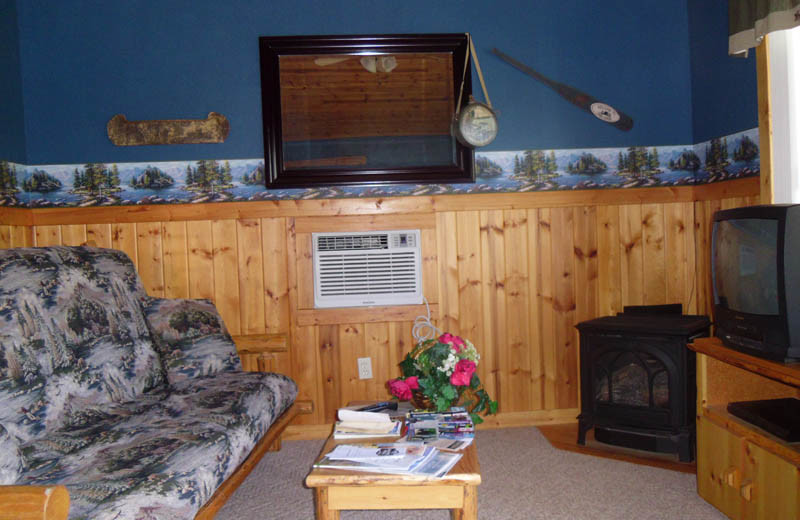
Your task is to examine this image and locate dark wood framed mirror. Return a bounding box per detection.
[258,33,474,188]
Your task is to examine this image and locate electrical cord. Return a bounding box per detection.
[412,296,441,344]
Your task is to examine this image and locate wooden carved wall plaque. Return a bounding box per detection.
[107,112,230,146]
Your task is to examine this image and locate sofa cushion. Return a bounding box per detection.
[19,372,298,520]
[0,247,165,442]
[0,423,26,485]
[143,297,241,384]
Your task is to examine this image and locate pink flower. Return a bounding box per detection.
[450,359,476,386]
[439,333,466,352]
[404,376,420,390]
[388,378,412,400]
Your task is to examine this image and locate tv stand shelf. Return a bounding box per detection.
[688,337,800,519]
[689,338,800,387]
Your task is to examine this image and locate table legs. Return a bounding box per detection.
[314,488,340,520]
[452,485,478,520]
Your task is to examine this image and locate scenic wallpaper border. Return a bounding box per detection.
[0,128,759,208]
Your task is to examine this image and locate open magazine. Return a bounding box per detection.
[314,442,462,478]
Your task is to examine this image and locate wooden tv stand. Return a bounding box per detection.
[688,337,800,519]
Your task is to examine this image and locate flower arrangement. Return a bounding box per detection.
[387,333,498,423]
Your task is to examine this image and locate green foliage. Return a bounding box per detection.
[615,147,661,177]
[168,309,220,335]
[67,296,109,337]
[566,153,607,174]
[649,147,660,170]
[399,354,420,378]
[72,163,121,195]
[733,135,759,162]
[242,163,266,185]
[394,335,498,423]
[186,160,225,189]
[22,170,62,192]
[221,161,233,184]
[109,164,121,187]
[669,150,701,171]
[475,156,503,177]
[0,161,18,192]
[129,166,175,189]
[704,137,729,169]
[514,149,558,180]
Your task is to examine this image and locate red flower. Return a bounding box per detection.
[450,359,476,386]
[439,333,466,352]
[388,378,413,400]
[405,376,420,390]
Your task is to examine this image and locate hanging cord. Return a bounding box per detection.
[412,296,442,344]
[470,35,492,108]
[455,33,493,114]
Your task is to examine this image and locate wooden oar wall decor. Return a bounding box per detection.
[492,48,634,131]
[107,112,230,146]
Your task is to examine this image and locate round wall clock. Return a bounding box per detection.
[454,98,499,148]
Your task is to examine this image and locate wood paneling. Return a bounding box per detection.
[0,225,33,248]
[504,209,532,412]
[1,184,759,429]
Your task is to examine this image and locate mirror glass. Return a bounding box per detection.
[259,34,474,188]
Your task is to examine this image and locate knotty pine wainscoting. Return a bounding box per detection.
[0,178,759,439]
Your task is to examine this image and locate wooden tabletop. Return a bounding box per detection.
[305,428,481,488]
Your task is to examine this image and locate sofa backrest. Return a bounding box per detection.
[0,246,165,441]
[143,297,242,385]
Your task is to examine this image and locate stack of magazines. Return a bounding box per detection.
[404,407,475,451]
[333,406,402,439]
[313,442,462,478]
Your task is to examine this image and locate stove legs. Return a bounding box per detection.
[577,416,592,445]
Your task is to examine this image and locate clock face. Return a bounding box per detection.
[590,102,621,123]
[457,102,498,147]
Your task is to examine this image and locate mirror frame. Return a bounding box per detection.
[258,33,474,188]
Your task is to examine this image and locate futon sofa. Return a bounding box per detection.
[0,246,298,519]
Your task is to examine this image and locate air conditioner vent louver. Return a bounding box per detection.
[313,230,422,308]
[317,234,389,251]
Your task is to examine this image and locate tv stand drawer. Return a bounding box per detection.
[697,416,799,519]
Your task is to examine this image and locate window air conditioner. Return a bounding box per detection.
[312,230,422,308]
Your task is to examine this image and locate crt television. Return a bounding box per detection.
[711,204,800,363]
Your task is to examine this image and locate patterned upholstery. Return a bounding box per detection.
[20,372,297,520]
[0,423,25,484]
[0,246,298,519]
[143,297,242,384]
[0,247,165,442]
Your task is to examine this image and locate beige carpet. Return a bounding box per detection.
[215,427,726,519]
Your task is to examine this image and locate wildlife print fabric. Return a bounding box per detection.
[0,247,165,442]
[19,371,297,520]
[143,297,242,384]
[0,246,298,519]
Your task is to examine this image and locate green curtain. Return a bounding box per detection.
[729,0,800,54]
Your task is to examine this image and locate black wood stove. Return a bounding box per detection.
[576,306,710,462]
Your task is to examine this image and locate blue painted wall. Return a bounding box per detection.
[11,0,692,165]
[0,0,26,163]
[7,1,756,165]
[688,0,758,143]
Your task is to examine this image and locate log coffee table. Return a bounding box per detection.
[305,420,481,519]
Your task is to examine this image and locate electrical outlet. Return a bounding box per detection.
[357,357,373,379]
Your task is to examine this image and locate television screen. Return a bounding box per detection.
[713,218,779,316]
